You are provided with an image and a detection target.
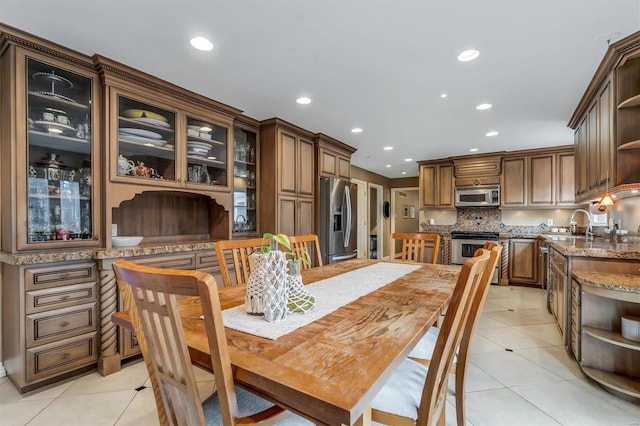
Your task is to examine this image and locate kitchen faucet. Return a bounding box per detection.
[568,209,593,240]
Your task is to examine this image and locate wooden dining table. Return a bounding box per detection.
[113,258,461,426]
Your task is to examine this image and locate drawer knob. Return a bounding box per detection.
[60,273,70,279]
[60,353,70,360]
[60,295,71,301]
[60,321,70,327]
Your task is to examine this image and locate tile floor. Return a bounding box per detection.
[1,285,639,425]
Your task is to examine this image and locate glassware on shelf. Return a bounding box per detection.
[26,58,95,245]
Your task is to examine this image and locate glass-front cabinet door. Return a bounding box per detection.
[25,56,100,248]
[116,96,176,182]
[185,116,228,188]
[232,127,258,236]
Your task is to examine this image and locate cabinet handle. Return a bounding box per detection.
[60,353,70,360]
[60,273,70,279]
[60,295,71,301]
[93,235,99,240]
[177,178,182,183]
[60,321,70,327]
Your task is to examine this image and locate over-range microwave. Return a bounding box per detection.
[455,185,500,207]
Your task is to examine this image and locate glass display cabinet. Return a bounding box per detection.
[116,95,177,182]
[232,127,258,236]
[186,116,228,188]
[24,56,100,249]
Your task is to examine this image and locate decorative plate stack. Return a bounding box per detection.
[187,141,211,157]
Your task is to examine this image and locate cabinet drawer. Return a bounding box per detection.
[131,253,196,270]
[26,332,98,383]
[26,282,97,314]
[26,303,97,348]
[25,263,97,291]
[195,251,217,269]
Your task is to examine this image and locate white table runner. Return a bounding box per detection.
[221,262,422,340]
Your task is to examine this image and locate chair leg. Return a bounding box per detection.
[454,357,467,426]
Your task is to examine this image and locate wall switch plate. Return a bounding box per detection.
[547,219,553,226]
[111,224,118,237]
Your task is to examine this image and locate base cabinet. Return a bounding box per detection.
[2,261,99,393]
[508,239,542,286]
[580,283,640,400]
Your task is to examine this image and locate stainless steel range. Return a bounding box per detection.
[451,231,500,284]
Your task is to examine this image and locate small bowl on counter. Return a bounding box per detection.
[112,236,144,248]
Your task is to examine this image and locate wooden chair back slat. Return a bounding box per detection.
[390,232,441,264]
[215,238,266,287]
[417,249,490,425]
[287,234,323,270]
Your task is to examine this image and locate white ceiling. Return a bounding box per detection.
[1,0,639,178]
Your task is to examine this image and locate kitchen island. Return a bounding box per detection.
[538,234,640,402]
[571,270,640,401]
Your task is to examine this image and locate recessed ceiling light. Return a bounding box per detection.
[440,93,447,98]
[476,103,492,110]
[351,127,363,133]
[386,164,391,168]
[404,158,413,162]
[469,148,479,152]
[401,171,407,175]
[457,49,480,62]
[383,146,393,151]
[632,189,639,194]
[485,131,499,137]
[190,36,213,51]
[296,97,311,105]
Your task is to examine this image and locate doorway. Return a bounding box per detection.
[390,187,419,259]
[369,183,383,259]
[352,178,368,258]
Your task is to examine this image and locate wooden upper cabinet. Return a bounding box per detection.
[597,82,612,187]
[418,162,454,209]
[0,28,103,252]
[259,118,317,235]
[557,151,576,205]
[315,134,356,180]
[587,102,599,191]
[501,157,527,207]
[298,137,315,197]
[502,147,575,209]
[279,131,298,194]
[528,154,554,206]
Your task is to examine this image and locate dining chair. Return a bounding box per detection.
[287,234,323,270]
[112,260,295,426]
[390,232,441,264]
[406,241,502,426]
[215,237,267,287]
[370,248,491,426]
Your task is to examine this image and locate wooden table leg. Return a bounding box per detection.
[352,406,371,426]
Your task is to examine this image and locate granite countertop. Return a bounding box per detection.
[0,239,219,265]
[540,234,640,260]
[572,270,640,294]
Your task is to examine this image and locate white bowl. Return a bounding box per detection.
[112,236,143,247]
[622,315,640,342]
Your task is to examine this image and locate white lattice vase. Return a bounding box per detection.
[247,251,288,321]
[286,260,315,314]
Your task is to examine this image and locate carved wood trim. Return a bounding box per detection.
[99,269,119,361]
[0,26,95,71]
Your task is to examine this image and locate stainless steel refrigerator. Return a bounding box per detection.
[319,177,358,264]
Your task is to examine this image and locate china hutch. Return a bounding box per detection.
[0,25,102,392]
[0,23,356,392]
